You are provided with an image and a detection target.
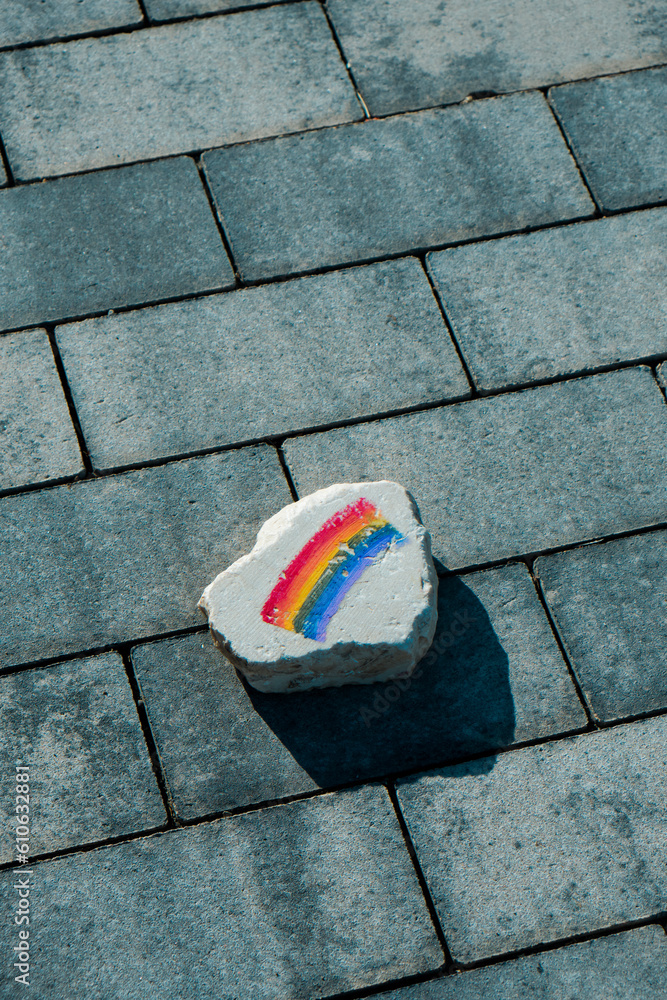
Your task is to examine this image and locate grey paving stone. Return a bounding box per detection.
[0,158,233,334]
[536,532,667,722]
[3,787,443,998]
[397,715,667,962]
[57,259,470,470]
[0,447,291,670]
[0,328,83,490]
[0,653,165,862]
[428,209,667,390]
[0,5,360,179]
[328,0,667,116]
[373,925,667,999]
[284,368,667,570]
[131,564,584,817]
[145,0,272,18]
[0,0,142,48]
[550,67,667,211]
[203,92,593,281]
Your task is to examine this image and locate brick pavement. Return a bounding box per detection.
[0,2,665,997]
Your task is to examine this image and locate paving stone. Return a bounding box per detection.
[536,532,667,722]
[0,653,165,862]
[0,447,291,670]
[2,787,443,998]
[327,0,667,116]
[0,5,360,179]
[203,92,593,281]
[373,925,667,999]
[427,209,667,390]
[0,0,142,48]
[145,0,272,18]
[56,259,470,470]
[397,715,667,962]
[0,328,83,490]
[550,67,667,211]
[132,563,584,816]
[0,158,233,334]
[284,368,667,570]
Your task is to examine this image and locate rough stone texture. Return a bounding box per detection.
[146,0,272,17]
[373,926,667,999]
[0,447,291,670]
[0,653,165,862]
[0,5,360,179]
[536,532,667,722]
[0,158,233,334]
[0,328,83,490]
[0,0,142,48]
[397,715,667,963]
[199,482,439,692]
[428,209,667,390]
[133,563,585,816]
[203,92,593,281]
[550,67,667,211]
[56,259,470,470]
[3,787,443,998]
[327,0,667,115]
[285,368,667,570]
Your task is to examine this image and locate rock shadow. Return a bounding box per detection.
[246,575,515,787]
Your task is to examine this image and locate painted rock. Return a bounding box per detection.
[198,481,438,693]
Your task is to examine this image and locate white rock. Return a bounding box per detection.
[198,480,438,693]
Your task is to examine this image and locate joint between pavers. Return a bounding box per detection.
[319,0,370,119]
[545,94,602,214]
[0,624,208,680]
[0,130,15,187]
[275,444,300,501]
[385,782,453,969]
[121,650,180,828]
[194,155,244,288]
[420,253,478,397]
[527,560,596,729]
[450,914,667,974]
[45,326,94,476]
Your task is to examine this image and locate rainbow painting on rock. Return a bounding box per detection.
[261,497,406,642]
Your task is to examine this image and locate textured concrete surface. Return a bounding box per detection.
[56,259,469,470]
[397,716,667,962]
[0,328,82,490]
[1,787,443,998]
[1,7,665,995]
[0,4,360,179]
[327,0,667,115]
[0,448,291,669]
[203,92,593,280]
[284,368,667,569]
[0,0,142,48]
[550,67,667,210]
[536,532,667,722]
[0,653,164,861]
[0,157,233,333]
[428,209,667,389]
[133,563,584,817]
[374,926,667,998]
